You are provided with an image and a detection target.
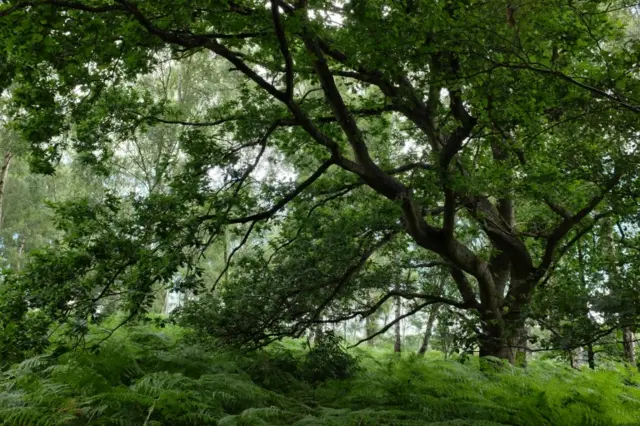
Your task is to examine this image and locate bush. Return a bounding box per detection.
[301,331,360,384]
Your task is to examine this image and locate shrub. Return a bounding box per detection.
[301,331,361,384]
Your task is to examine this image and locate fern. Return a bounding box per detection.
[1,324,639,425]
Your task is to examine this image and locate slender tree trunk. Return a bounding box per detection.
[418,303,441,356]
[0,151,13,229]
[575,346,585,369]
[394,292,401,353]
[311,323,324,345]
[578,242,594,369]
[602,220,635,366]
[622,327,636,366]
[587,342,595,369]
[365,316,376,346]
[16,235,26,271]
[222,229,229,286]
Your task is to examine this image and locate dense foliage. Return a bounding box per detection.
[2,323,640,426]
[1,0,640,363]
[2,0,640,423]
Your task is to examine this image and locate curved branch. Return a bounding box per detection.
[217,158,335,224]
[311,231,398,319]
[213,221,257,289]
[492,61,640,114]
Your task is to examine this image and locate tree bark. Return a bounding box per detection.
[602,220,635,367]
[622,326,636,366]
[478,311,528,364]
[587,342,595,369]
[0,151,13,229]
[478,331,514,362]
[365,316,376,346]
[311,323,324,345]
[418,303,441,355]
[394,292,401,353]
[16,235,26,271]
[514,327,528,367]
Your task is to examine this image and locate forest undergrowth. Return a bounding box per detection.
[1,321,639,426]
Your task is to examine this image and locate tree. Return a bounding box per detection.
[393,281,402,353]
[3,0,640,362]
[417,303,441,356]
[0,106,25,231]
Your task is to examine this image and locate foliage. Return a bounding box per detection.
[4,0,640,361]
[301,331,361,384]
[2,2,640,424]
[1,323,640,425]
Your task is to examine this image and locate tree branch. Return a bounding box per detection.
[212,221,257,289]
[491,61,640,114]
[544,197,572,219]
[311,231,398,320]
[270,0,294,99]
[538,169,624,274]
[213,158,335,224]
[349,300,433,348]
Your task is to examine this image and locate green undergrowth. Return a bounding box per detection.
[1,324,639,425]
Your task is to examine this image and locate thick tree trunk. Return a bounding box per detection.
[479,334,514,363]
[622,326,636,366]
[418,303,441,356]
[478,312,530,365]
[0,151,13,229]
[394,293,401,353]
[478,310,512,362]
[514,327,528,367]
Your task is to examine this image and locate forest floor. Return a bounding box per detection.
[1,321,639,425]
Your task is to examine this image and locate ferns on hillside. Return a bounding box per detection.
[1,325,639,425]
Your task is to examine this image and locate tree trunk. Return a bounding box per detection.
[574,346,585,369]
[478,312,517,363]
[365,316,376,346]
[0,151,13,229]
[16,235,26,271]
[479,334,514,363]
[587,342,595,369]
[602,220,635,367]
[513,327,528,367]
[418,303,441,356]
[622,326,636,366]
[394,293,401,353]
[311,323,324,345]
